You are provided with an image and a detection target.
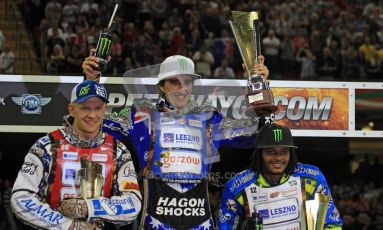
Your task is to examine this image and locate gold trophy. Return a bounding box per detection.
[78,158,104,198]
[305,193,330,230]
[229,11,277,116]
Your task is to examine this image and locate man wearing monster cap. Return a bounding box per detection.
[82,52,275,229]
[219,124,343,229]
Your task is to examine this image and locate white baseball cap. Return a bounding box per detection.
[157,55,201,83]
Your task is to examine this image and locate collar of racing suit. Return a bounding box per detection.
[156,94,195,116]
[156,93,217,116]
[257,173,290,187]
[62,115,105,148]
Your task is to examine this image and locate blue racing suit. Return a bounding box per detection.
[219,163,343,230]
[102,98,266,229]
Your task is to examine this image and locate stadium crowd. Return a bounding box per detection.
[16,0,383,80]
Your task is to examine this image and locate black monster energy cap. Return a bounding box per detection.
[255,124,297,149]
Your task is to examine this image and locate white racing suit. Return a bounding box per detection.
[11,127,142,229]
[103,98,270,229]
[218,163,343,229]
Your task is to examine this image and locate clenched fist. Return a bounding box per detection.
[69,220,102,230]
[57,198,88,219]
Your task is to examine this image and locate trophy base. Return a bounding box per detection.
[245,90,278,117]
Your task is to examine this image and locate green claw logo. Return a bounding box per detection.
[99,37,112,56]
[79,85,91,96]
[273,128,283,142]
[178,58,188,71]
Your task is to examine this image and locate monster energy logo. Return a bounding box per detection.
[79,85,90,96]
[272,128,282,142]
[99,37,112,56]
[178,58,188,71]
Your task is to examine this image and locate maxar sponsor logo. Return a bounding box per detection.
[0,98,5,105]
[12,94,51,114]
[156,197,206,216]
[16,198,64,226]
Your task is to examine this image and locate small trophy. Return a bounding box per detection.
[78,158,104,198]
[229,11,277,117]
[305,193,330,230]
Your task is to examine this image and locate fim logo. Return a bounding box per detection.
[12,94,51,114]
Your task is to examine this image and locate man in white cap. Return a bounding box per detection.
[82,53,273,229]
[11,80,142,229]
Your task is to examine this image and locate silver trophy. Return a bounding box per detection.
[305,192,330,230]
[78,158,103,198]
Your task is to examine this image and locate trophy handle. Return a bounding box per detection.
[252,19,261,66]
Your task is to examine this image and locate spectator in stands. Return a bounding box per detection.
[192,45,215,77]
[355,211,373,230]
[0,30,5,52]
[16,0,383,81]
[355,154,372,181]
[66,46,83,73]
[44,0,62,26]
[123,57,134,72]
[47,44,65,73]
[358,36,378,78]
[262,29,281,77]
[317,47,338,79]
[109,40,125,75]
[158,21,173,54]
[187,27,203,53]
[365,51,381,79]
[280,34,296,78]
[212,29,234,68]
[168,8,184,29]
[340,45,360,80]
[61,0,79,28]
[132,35,154,68]
[0,46,15,74]
[296,41,316,79]
[45,26,65,65]
[213,59,235,79]
[169,26,185,55]
[342,212,358,230]
[80,0,99,16]
[309,30,324,58]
